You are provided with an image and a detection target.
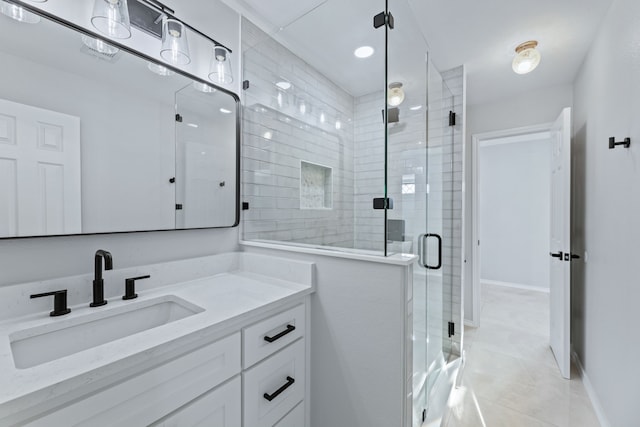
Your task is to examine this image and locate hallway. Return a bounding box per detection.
[443,284,600,426]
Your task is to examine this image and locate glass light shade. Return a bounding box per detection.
[208,46,233,84]
[91,0,131,39]
[387,82,405,106]
[81,34,119,55]
[147,61,175,76]
[160,18,190,65]
[1,2,41,23]
[192,81,216,93]
[512,41,541,74]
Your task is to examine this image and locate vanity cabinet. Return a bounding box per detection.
[19,302,308,427]
[151,377,242,427]
[243,304,307,427]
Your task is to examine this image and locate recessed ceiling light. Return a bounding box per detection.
[410,105,422,111]
[354,46,374,59]
[219,108,232,114]
[275,81,291,90]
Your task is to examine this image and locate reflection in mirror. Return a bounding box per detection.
[175,84,237,228]
[0,6,239,238]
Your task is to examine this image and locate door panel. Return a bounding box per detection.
[549,107,572,379]
[0,98,81,236]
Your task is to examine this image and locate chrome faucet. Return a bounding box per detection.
[91,249,113,307]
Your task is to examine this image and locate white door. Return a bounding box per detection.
[0,98,81,237]
[549,107,572,379]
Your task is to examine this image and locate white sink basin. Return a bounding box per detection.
[10,295,204,369]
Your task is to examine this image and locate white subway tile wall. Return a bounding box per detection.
[241,19,356,248]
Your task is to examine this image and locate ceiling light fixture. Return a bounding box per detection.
[275,81,291,90]
[354,46,374,58]
[208,46,233,84]
[387,82,405,106]
[160,17,190,65]
[219,108,232,114]
[91,0,131,39]
[1,1,41,23]
[409,105,422,111]
[512,40,541,75]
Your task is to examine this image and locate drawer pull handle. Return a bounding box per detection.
[264,324,296,343]
[263,376,295,402]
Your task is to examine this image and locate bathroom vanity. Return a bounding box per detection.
[0,253,314,427]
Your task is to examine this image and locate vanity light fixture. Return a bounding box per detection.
[1,1,41,23]
[192,81,216,93]
[91,0,131,39]
[147,61,174,76]
[512,40,541,75]
[160,18,190,65]
[387,82,405,106]
[81,34,120,55]
[208,46,233,84]
[354,45,374,58]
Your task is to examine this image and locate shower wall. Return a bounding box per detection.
[241,20,356,247]
[353,92,428,252]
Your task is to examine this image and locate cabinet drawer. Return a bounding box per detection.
[27,333,241,427]
[274,402,305,427]
[151,376,241,427]
[244,304,305,368]
[244,339,305,427]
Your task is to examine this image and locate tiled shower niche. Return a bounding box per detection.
[300,161,332,209]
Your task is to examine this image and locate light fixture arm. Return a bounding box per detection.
[136,0,232,53]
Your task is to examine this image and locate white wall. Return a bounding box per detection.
[0,1,241,288]
[572,0,640,425]
[242,245,410,427]
[479,139,550,289]
[464,84,573,322]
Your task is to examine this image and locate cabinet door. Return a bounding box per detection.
[152,376,241,427]
[273,402,305,427]
[244,304,305,368]
[26,333,241,427]
[244,339,305,427]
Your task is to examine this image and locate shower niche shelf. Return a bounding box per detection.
[300,160,333,210]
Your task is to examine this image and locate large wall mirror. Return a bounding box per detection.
[0,5,239,238]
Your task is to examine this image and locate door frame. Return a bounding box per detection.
[469,122,553,327]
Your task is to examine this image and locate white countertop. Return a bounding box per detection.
[241,240,418,266]
[0,253,314,421]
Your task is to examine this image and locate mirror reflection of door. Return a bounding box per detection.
[0,98,81,237]
[175,84,236,229]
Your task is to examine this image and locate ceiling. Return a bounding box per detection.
[221,0,613,106]
[408,0,614,105]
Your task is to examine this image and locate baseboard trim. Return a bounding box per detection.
[571,350,611,427]
[480,279,550,293]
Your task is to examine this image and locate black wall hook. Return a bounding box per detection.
[609,137,631,149]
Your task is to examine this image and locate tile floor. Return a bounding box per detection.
[442,284,600,427]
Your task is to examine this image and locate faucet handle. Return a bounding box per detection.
[31,290,71,317]
[123,275,150,300]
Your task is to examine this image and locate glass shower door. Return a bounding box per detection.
[384,0,456,423]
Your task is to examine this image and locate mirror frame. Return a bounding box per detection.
[0,2,241,239]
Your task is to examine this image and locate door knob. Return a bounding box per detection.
[550,251,563,259]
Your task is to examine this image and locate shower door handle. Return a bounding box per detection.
[418,233,442,270]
